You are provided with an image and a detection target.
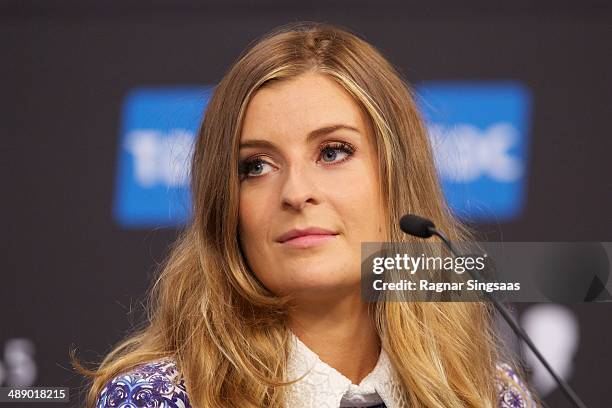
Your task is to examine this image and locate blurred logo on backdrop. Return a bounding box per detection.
[113,87,213,228]
[0,339,36,386]
[114,82,531,228]
[415,82,532,222]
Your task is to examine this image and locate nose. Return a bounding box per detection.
[279,159,319,211]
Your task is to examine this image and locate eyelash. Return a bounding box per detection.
[238,141,356,180]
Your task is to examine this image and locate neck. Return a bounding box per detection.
[287,288,381,384]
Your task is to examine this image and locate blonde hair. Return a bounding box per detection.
[73,21,532,407]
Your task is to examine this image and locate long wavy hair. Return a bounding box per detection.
[74,21,528,407]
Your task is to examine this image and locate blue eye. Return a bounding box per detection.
[238,141,356,181]
[319,142,355,164]
[238,157,273,179]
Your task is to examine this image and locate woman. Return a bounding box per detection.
[74,22,538,407]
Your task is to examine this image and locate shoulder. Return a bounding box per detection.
[94,357,191,408]
[495,362,538,408]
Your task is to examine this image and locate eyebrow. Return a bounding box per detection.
[239,124,360,150]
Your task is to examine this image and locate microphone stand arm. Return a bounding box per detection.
[429,227,587,408]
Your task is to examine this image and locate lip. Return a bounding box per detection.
[281,234,338,249]
[275,227,339,247]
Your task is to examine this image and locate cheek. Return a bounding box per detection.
[239,192,261,241]
[238,188,276,258]
[332,169,385,239]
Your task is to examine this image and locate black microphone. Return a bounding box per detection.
[399,214,435,238]
[399,214,587,408]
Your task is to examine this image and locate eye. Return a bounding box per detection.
[318,142,356,165]
[238,156,274,179]
[238,141,356,181]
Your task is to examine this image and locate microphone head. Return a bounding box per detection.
[400,214,435,238]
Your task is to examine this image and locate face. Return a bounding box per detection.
[237,72,388,299]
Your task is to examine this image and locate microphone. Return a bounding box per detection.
[399,214,435,238]
[399,214,587,408]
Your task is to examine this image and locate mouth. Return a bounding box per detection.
[275,227,339,248]
[276,227,338,242]
[280,233,339,248]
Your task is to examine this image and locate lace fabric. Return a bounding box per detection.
[285,330,400,407]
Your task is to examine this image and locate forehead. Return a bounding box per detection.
[240,72,371,141]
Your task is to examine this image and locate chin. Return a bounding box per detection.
[282,270,359,293]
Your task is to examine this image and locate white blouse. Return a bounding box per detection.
[93,331,536,408]
[285,331,405,408]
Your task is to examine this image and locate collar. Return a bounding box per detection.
[285,331,403,408]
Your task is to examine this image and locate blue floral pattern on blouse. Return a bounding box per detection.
[94,358,190,408]
[95,358,536,407]
[495,362,538,408]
